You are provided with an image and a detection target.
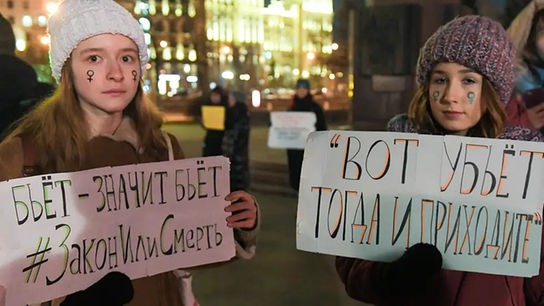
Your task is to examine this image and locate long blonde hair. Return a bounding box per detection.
[407,77,505,138]
[11,58,167,172]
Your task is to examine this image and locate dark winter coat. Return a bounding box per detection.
[0,54,54,139]
[223,101,250,191]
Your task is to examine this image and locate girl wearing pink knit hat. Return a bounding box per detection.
[336,15,543,306]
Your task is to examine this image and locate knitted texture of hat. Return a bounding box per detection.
[0,14,15,55]
[47,0,147,82]
[416,15,515,104]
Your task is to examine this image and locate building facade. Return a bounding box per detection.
[0,0,335,100]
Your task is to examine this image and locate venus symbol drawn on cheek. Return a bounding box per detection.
[467,92,475,104]
[433,91,440,102]
[86,70,94,82]
[132,70,137,82]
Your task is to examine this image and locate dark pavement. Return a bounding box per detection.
[162,115,369,306]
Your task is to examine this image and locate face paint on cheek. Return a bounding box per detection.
[432,91,440,102]
[86,70,94,82]
[132,70,137,82]
[467,92,476,104]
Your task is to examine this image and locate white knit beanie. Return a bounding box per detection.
[47,0,147,82]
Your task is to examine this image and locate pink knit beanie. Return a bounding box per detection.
[416,15,515,104]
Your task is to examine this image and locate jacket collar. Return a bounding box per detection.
[94,117,140,151]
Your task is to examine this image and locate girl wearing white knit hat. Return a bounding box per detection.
[0,0,259,305]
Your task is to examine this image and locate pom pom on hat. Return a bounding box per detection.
[416,15,515,104]
[47,0,147,83]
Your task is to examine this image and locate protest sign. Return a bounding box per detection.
[201,105,225,130]
[296,131,544,277]
[268,111,316,149]
[0,156,234,305]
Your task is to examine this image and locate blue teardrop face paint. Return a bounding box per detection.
[467,91,475,104]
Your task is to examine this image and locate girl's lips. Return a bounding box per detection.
[102,90,126,96]
[443,110,464,119]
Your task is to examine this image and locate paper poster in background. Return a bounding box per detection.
[201,105,225,130]
[0,156,234,305]
[296,130,544,277]
[268,111,316,149]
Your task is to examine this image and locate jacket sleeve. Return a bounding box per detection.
[335,256,386,304]
[168,133,185,159]
[233,199,259,260]
[313,103,328,131]
[524,218,544,305]
[0,136,25,181]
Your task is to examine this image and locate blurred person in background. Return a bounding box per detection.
[0,14,54,140]
[201,85,228,157]
[286,79,327,191]
[223,90,250,191]
[505,0,544,133]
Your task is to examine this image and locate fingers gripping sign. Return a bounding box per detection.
[224,191,258,230]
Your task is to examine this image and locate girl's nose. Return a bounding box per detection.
[441,83,463,104]
[107,62,124,81]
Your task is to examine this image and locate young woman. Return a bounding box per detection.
[0,0,258,305]
[223,90,251,191]
[336,15,543,306]
[506,0,544,132]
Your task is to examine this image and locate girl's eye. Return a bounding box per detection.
[432,77,446,84]
[462,77,478,85]
[121,55,133,62]
[88,55,99,63]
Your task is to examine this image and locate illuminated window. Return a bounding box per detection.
[161,0,169,15]
[21,15,32,27]
[37,16,47,27]
[139,17,151,31]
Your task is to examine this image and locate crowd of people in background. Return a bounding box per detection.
[200,85,251,191]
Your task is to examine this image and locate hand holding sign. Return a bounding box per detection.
[385,243,442,295]
[224,190,258,229]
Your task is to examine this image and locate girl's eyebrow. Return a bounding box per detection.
[432,68,477,75]
[78,47,105,55]
[78,47,138,55]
